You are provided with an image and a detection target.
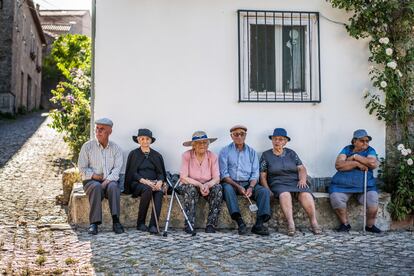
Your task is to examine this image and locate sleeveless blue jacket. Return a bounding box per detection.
[329,145,377,193]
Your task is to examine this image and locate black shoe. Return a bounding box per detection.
[113,222,125,234]
[238,222,248,235]
[365,225,382,233]
[184,225,195,234]
[205,225,216,233]
[88,224,98,235]
[149,225,159,234]
[251,224,269,236]
[136,224,149,232]
[336,223,351,232]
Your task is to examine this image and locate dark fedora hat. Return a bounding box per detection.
[132,128,156,144]
[268,128,291,141]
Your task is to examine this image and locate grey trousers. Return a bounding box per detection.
[83,180,121,224]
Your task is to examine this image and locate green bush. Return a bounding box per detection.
[388,144,414,220]
[47,34,91,161]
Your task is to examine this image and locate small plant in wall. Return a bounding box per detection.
[329,0,414,220]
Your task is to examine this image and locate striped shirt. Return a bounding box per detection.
[78,139,123,182]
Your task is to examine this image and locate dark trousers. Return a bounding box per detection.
[222,181,271,222]
[132,183,163,227]
[83,180,121,224]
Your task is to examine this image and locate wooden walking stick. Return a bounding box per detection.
[151,196,160,234]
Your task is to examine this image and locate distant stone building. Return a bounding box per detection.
[39,10,91,38]
[0,0,46,114]
[39,10,91,109]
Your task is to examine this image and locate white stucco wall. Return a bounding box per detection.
[94,0,385,177]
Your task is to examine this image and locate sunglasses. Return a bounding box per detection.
[232,132,246,137]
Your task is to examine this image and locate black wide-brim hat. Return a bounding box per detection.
[132,128,156,144]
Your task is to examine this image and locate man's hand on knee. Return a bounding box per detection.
[101,179,110,189]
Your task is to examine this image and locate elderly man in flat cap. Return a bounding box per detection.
[219,125,271,235]
[78,118,124,235]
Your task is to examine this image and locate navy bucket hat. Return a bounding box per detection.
[132,128,156,144]
[269,128,291,141]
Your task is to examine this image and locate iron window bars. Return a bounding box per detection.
[238,10,321,103]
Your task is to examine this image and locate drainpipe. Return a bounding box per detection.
[90,0,96,138]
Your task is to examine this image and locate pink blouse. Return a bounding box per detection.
[180,150,220,184]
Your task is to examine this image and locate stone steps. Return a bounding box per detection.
[68,183,392,231]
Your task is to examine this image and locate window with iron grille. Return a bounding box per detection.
[238,10,321,102]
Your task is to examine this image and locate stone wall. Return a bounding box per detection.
[69,183,393,231]
[0,0,44,114]
[0,0,14,113]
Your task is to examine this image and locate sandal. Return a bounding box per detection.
[310,224,322,235]
[287,227,296,236]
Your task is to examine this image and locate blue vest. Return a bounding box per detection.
[329,146,377,193]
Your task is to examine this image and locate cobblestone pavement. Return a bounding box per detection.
[0,112,48,168]
[0,114,413,275]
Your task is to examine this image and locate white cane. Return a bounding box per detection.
[363,170,367,232]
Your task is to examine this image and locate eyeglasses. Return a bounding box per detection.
[357,139,370,143]
[272,137,287,142]
[232,132,246,137]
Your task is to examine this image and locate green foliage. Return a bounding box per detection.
[48,34,91,161]
[329,0,414,220]
[50,34,91,80]
[387,144,414,220]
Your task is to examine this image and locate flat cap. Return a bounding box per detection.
[230,124,247,132]
[95,118,113,127]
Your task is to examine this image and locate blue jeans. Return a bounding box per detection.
[222,181,271,222]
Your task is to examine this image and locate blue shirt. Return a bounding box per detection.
[219,143,259,182]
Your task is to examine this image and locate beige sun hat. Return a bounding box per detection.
[182,130,217,147]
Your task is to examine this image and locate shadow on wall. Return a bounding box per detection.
[0,112,48,168]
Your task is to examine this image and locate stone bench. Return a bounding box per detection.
[68,182,392,231]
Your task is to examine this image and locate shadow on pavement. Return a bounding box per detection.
[0,112,49,168]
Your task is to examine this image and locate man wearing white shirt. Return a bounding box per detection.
[78,118,124,235]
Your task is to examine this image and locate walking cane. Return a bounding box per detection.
[162,179,177,237]
[151,196,160,234]
[163,177,196,237]
[363,170,367,232]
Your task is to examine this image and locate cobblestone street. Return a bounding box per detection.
[0,113,413,275]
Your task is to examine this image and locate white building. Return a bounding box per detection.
[93,0,385,179]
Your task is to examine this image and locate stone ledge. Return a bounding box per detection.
[68,183,392,231]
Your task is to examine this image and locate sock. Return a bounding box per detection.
[112,215,119,224]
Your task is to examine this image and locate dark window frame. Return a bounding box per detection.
[237,10,321,103]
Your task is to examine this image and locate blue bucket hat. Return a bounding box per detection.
[133,128,156,144]
[269,128,291,141]
[352,129,372,143]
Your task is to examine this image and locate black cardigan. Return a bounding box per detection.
[124,147,167,195]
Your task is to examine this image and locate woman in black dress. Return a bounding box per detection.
[260,128,321,236]
[124,129,166,234]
